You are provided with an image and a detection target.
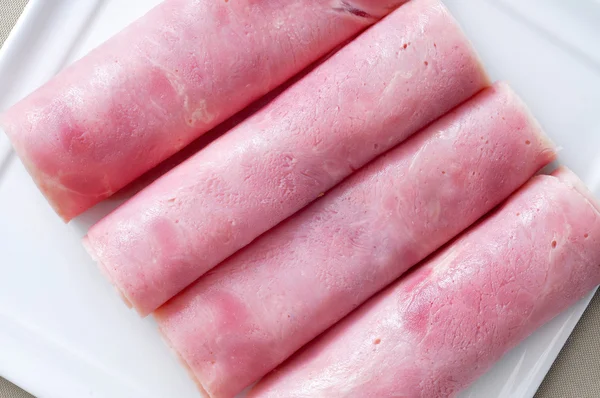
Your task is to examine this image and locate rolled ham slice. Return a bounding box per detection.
[0,0,410,221]
[84,0,490,315]
[154,82,555,398]
[250,167,600,398]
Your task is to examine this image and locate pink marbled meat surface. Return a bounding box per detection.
[0,0,408,221]
[154,82,555,398]
[84,0,490,316]
[250,168,600,398]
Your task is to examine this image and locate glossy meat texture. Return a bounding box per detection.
[0,0,409,221]
[154,82,555,398]
[250,168,600,398]
[84,0,490,316]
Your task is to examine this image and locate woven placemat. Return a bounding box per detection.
[0,378,32,398]
[0,0,27,47]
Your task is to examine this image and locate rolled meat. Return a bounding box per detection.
[84,0,490,315]
[250,167,600,398]
[154,82,555,398]
[0,0,409,221]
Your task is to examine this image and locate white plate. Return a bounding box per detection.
[1,1,599,397]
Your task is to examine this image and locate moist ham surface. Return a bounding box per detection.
[84,0,490,316]
[249,168,600,398]
[1,0,409,220]
[154,82,555,398]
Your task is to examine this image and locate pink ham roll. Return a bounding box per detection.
[250,167,600,398]
[154,82,555,398]
[0,0,409,221]
[84,0,490,315]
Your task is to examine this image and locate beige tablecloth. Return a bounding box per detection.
[0,1,599,397]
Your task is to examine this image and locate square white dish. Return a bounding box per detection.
[1,1,600,397]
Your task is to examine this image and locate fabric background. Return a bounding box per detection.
[0,0,26,48]
[0,0,598,397]
[0,379,32,398]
